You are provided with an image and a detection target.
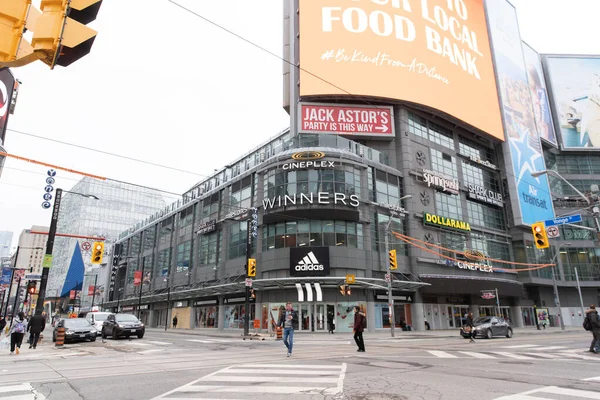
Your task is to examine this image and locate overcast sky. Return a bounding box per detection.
[1,0,599,251]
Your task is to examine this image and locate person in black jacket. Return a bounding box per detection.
[465,312,476,343]
[27,313,46,349]
[585,304,600,353]
[278,302,298,357]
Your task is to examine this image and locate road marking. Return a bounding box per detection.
[427,350,458,358]
[522,353,559,359]
[526,346,566,351]
[295,340,351,345]
[0,384,32,393]
[491,352,535,360]
[149,363,345,399]
[186,339,219,344]
[148,341,172,346]
[495,386,600,400]
[0,383,46,399]
[458,351,496,359]
[501,345,541,349]
[582,376,600,381]
[138,349,164,355]
[561,353,600,361]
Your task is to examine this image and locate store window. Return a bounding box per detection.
[230,175,253,210]
[194,306,218,328]
[143,226,156,251]
[440,232,466,259]
[466,201,506,231]
[458,140,494,165]
[261,220,363,251]
[131,234,141,257]
[561,247,600,281]
[158,217,173,246]
[176,240,191,272]
[376,214,407,256]
[198,231,221,265]
[202,193,221,221]
[157,248,171,277]
[435,192,463,220]
[228,221,248,259]
[223,304,255,329]
[126,259,139,285]
[471,233,511,270]
[408,112,454,150]
[430,149,458,178]
[461,161,501,193]
[374,170,401,205]
[178,206,194,236]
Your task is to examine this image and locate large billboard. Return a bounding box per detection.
[522,43,557,146]
[542,56,600,148]
[485,0,554,226]
[0,68,15,144]
[298,0,504,141]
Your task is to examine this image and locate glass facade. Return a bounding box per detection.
[261,220,364,251]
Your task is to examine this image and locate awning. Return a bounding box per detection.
[104,274,429,308]
[418,274,524,297]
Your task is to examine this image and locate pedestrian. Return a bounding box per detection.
[465,312,476,343]
[278,302,298,357]
[27,313,46,349]
[8,312,27,355]
[353,306,366,352]
[327,310,335,334]
[172,315,178,329]
[0,315,6,334]
[584,304,600,354]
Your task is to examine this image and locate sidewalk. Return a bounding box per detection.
[146,325,583,340]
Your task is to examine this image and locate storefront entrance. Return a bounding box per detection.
[268,303,340,333]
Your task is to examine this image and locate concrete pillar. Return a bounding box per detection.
[367,300,376,332]
[189,307,195,329]
[254,301,262,333]
[471,305,480,318]
[510,306,523,328]
[218,296,225,331]
[148,310,155,327]
[410,290,425,331]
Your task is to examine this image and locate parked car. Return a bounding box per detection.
[52,318,97,343]
[461,316,513,339]
[85,312,111,336]
[101,313,145,339]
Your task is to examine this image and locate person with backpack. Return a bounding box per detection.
[584,304,600,354]
[7,312,27,355]
[353,305,366,353]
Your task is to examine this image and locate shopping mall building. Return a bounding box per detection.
[102,0,600,333]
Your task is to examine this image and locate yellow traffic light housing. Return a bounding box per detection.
[91,241,104,264]
[0,0,31,63]
[389,249,398,270]
[250,289,256,299]
[345,285,351,296]
[531,222,549,249]
[247,258,256,277]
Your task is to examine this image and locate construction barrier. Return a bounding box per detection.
[55,327,65,347]
[276,326,282,340]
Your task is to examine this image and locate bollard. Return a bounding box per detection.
[55,327,65,347]
[276,326,282,340]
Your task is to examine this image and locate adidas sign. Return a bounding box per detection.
[295,252,324,272]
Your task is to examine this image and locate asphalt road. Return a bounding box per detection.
[0,329,598,399]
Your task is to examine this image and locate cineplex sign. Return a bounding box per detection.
[281,151,337,170]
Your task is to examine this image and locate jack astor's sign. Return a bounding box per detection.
[422,169,460,195]
[424,213,471,232]
[263,192,359,211]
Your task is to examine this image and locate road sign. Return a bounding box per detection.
[245,278,253,287]
[546,226,560,238]
[81,242,91,251]
[384,273,391,283]
[298,103,394,137]
[345,274,355,284]
[481,292,496,299]
[544,214,582,227]
[25,274,41,281]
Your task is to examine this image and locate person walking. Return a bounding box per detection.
[8,312,27,355]
[0,315,6,334]
[172,316,178,329]
[327,310,335,334]
[584,304,600,353]
[353,306,366,352]
[27,313,46,349]
[278,302,298,357]
[465,312,476,343]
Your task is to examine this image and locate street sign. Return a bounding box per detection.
[42,254,53,268]
[345,274,355,284]
[81,242,91,251]
[384,273,391,283]
[546,226,560,238]
[544,214,582,227]
[481,292,496,299]
[25,274,41,281]
[245,278,253,287]
[298,103,394,137]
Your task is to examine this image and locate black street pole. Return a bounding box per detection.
[35,189,62,316]
[165,286,170,331]
[243,208,258,337]
[91,275,98,310]
[10,277,21,325]
[22,281,29,314]
[116,289,122,312]
[2,267,15,318]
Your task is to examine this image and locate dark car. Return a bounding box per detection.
[101,313,145,339]
[461,316,513,339]
[52,318,97,343]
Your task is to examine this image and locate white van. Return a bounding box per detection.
[85,312,112,336]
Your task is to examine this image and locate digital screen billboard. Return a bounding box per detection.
[522,43,557,146]
[542,56,600,148]
[0,68,15,144]
[298,0,504,141]
[486,0,554,226]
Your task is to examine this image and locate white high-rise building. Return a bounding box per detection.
[14,226,49,274]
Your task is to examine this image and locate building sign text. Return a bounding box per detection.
[466,183,503,207]
[424,213,471,232]
[422,169,459,195]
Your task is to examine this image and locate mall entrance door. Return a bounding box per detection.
[298,303,336,332]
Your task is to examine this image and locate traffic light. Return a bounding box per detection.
[389,249,398,270]
[345,285,351,296]
[250,289,256,299]
[247,258,256,277]
[0,0,33,63]
[532,222,549,249]
[27,281,37,294]
[91,241,104,264]
[339,285,345,296]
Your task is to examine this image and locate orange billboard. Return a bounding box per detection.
[299,0,504,141]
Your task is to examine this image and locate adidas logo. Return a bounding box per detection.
[295,251,324,271]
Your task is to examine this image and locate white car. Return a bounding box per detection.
[85,312,112,336]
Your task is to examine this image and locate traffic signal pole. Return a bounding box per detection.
[35,188,62,316]
[244,208,258,337]
[384,222,395,338]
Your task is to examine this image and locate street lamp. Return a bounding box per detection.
[549,242,571,331]
[384,194,412,338]
[531,170,591,205]
[34,189,99,316]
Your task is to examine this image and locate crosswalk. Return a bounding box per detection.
[495,385,600,400]
[151,363,346,399]
[425,350,599,361]
[0,383,45,399]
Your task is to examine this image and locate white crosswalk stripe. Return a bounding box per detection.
[494,386,600,400]
[150,363,346,399]
[424,350,599,361]
[583,376,600,382]
[0,383,45,399]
